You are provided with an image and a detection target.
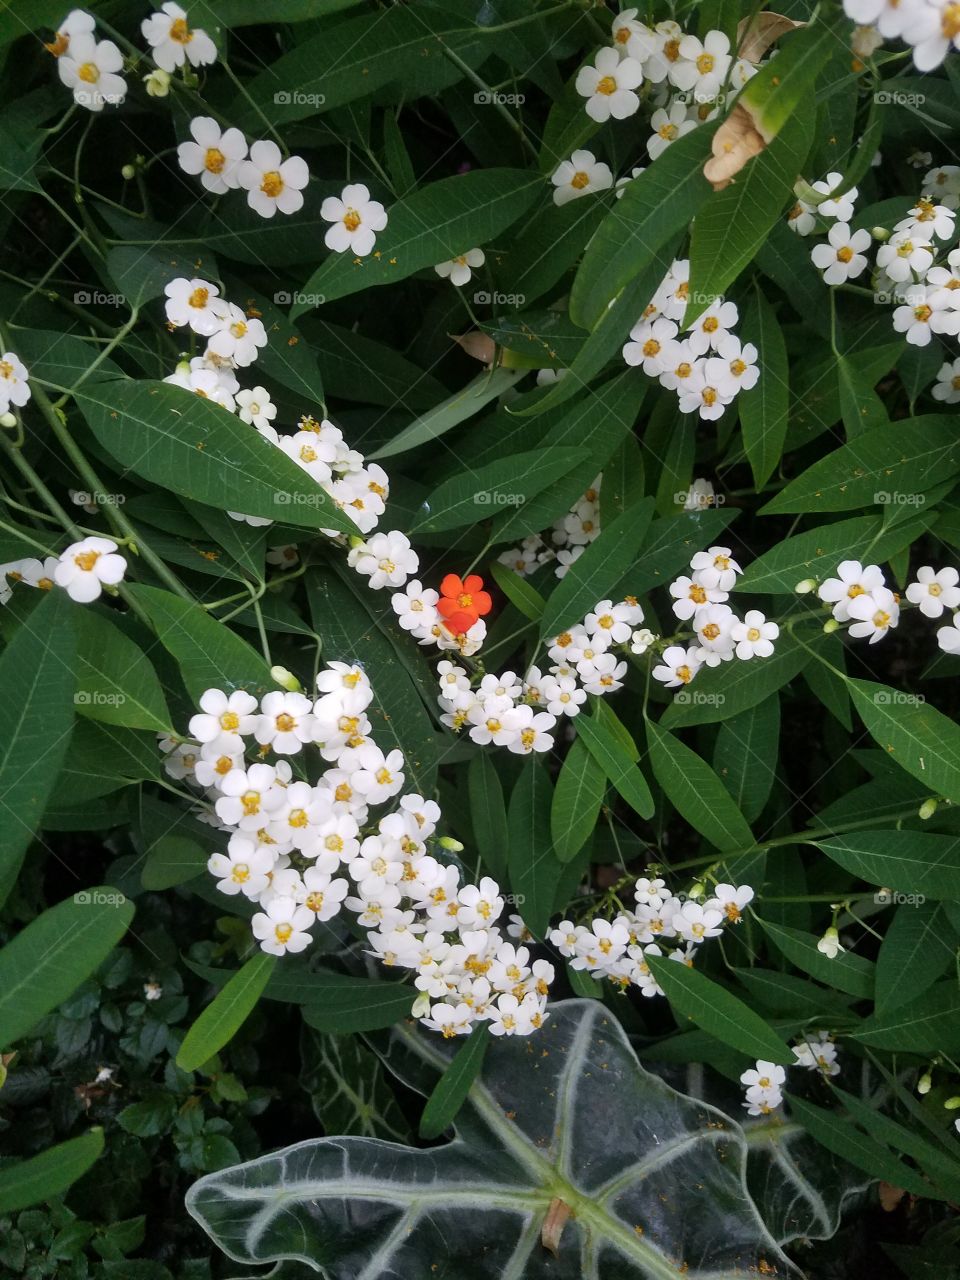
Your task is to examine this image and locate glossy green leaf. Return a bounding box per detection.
[848,677,960,806]
[551,737,606,863]
[575,710,654,820]
[817,830,960,901]
[467,752,509,883]
[739,283,789,488]
[0,1130,105,1213]
[647,719,754,852]
[419,1023,490,1140]
[507,763,562,937]
[875,901,954,1015]
[757,918,875,998]
[178,953,277,1071]
[74,608,172,733]
[713,696,780,824]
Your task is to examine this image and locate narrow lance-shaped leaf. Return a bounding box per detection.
[646,718,754,853]
[738,282,789,488]
[419,1023,490,1140]
[178,953,277,1071]
[0,1130,105,1214]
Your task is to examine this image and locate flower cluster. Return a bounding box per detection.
[437,595,646,754]
[161,665,554,1038]
[551,878,755,996]
[390,573,493,658]
[843,0,960,72]
[654,546,779,691]
[740,1032,841,1117]
[622,261,758,420]
[177,117,309,219]
[814,559,960,654]
[1,537,127,606]
[498,474,602,582]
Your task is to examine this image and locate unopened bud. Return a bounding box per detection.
[121,163,136,181]
[919,797,938,820]
[944,1095,960,1110]
[412,992,432,1018]
[144,68,171,97]
[438,836,464,852]
[348,535,365,550]
[918,1072,932,1095]
[823,618,840,634]
[270,665,301,692]
[871,226,890,242]
[795,578,817,594]
[174,357,191,376]
[0,411,16,428]
[687,881,705,900]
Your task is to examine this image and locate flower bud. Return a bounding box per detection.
[144,68,171,97]
[795,578,817,594]
[816,926,843,959]
[823,618,840,634]
[687,881,705,900]
[919,797,938,820]
[438,836,464,852]
[121,164,136,181]
[871,226,890,242]
[270,665,301,692]
[0,411,17,428]
[944,1095,960,1110]
[348,535,365,550]
[918,1072,932,1095]
[412,992,432,1018]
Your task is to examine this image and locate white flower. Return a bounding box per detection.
[343,743,405,804]
[923,164,960,211]
[434,248,485,287]
[690,546,741,592]
[647,102,697,160]
[54,536,126,603]
[321,183,388,256]
[163,277,224,336]
[252,896,314,955]
[237,140,309,218]
[45,9,95,59]
[0,351,30,413]
[652,644,701,688]
[793,1031,841,1077]
[214,762,286,828]
[578,653,627,696]
[657,339,701,391]
[731,610,779,660]
[674,900,724,943]
[818,560,886,622]
[585,599,635,645]
[188,688,258,743]
[18,557,58,591]
[206,303,268,367]
[847,585,900,643]
[575,46,644,122]
[236,387,277,431]
[208,839,274,898]
[895,196,956,241]
[877,232,936,283]
[629,628,656,655]
[675,30,732,100]
[787,195,817,236]
[906,566,960,618]
[692,603,736,663]
[811,172,858,221]
[910,1,960,70]
[935,357,960,404]
[391,580,439,634]
[177,117,246,194]
[551,150,613,206]
[705,336,759,396]
[541,674,586,718]
[677,372,732,422]
[669,574,726,620]
[142,3,216,71]
[892,285,960,346]
[686,299,739,356]
[58,33,126,111]
[144,67,171,97]
[422,1001,474,1038]
[709,883,754,924]
[163,363,236,412]
[255,690,316,754]
[622,317,678,375]
[937,620,960,654]
[810,222,871,285]
[740,1060,786,1091]
[349,530,418,590]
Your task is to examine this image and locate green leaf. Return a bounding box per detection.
[646,719,754,852]
[224,279,325,410]
[757,918,875,998]
[538,498,654,639]
[713,696,780,824]
[301,974,415,1033]
[0,1130,105,1213]
[854,981,960,1054]
[141,835,208,891]
[74,608,172,733]
[178,954,277,1072]
[126,584,273,703]
[646,957,794,1065]
[687,101,815,327]
[488,559,545,623]
[295,170,542,313]
[875,901,954,1015]
[77,381,354,533]
[574,710,654,821]
[848,677,960,806]
[761,416,960,515]
[570,123,717,331]
[468,752,509,883]
[370,368,523,461]
[507,764,562,937]
[419,1023,490,1140]
[411,446,588,533]
[0,589,76,907]
[0,887,134,1049]
[817,830,960,901]
[551,737,606,863]
[838,353,889,438]
[739,282,789,488]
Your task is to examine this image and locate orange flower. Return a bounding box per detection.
[436,573,492,635]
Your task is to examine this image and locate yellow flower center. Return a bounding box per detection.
[943,4,960,39]
[231,863,250,883]
[204,147,225,174]
[675,361,692,378]
[520,728,536,748]
[261,170,284,198]
[702,387,718,406]
[836,246,853,263]
[275,712,296,732]
[914,304,932,322]
[701,623,721,641]
[74,550,100,572]
[847,583,865,598]
[230,320,248,339]
[376,767,393,785]
[305,891,325,912]
[571,170,590,190]
[730,359,746,376]
[77,61,99,84]
[689,584,707,604]
[596,75,617,95]
[664,38,680,61]
[220,711,239,731]
[747,627,762,641]
[676,665,693,684]
[696,53,715,73]
[334,782,352,802]
[642,338,660,357]
[658,123,678,141]
[241,791,260,816]
[288,809,308,828]
[274,923,293,944]
[343,208,361,231]
[702,316,719,332]
[0,360,13,380]
[873,610,891,628]
[169,16,193,43]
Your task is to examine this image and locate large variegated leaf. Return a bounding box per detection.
[187,1001,792,1279]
